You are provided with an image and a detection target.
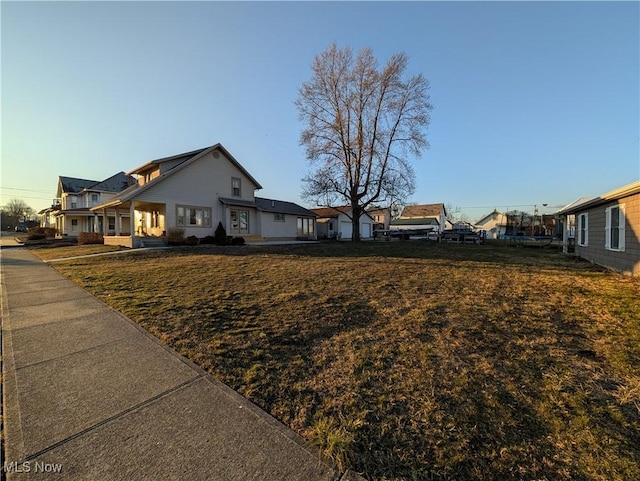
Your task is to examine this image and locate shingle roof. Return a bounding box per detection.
[310,206,352,218]
[400,203,445,218]
[218,197,317,217]
[127,147,210,175]
[255,197,317,216]
[58,176,99,194]
[86,172,135,192]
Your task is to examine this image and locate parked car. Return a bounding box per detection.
[14,223,27,232]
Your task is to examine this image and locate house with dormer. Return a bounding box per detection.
[90,143,317,247]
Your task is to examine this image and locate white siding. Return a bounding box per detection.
[132,150,260,237]
[260,212,299,239]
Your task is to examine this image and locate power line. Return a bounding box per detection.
[0,186,53,194]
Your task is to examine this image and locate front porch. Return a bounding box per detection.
[93,200,167,248]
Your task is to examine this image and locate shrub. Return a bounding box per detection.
[200,235,216,245]
[44,227,58,238]
[27,227,48,240]
[185,235,199,246]
[214,221,227,245]
[78,232,104,245]
[231,236,245,246]
[167,227,185,246]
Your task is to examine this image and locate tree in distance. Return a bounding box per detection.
[295,43,432,241]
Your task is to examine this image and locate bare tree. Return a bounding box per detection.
[2,198,34,218]
[445,204,470,224]
[1,198,35,230]
[296,44,432,240]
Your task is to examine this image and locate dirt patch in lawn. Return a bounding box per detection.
[49,242,640,480]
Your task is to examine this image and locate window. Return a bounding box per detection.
[230,209,249,234]
[577,213,588,247]
[176,205,211,227]
[70,196,77,209]
[232,177,241,197]
[274,213,285,222]
[91,193,99,206]
[297,217,314,237]
[108,217,116,231]
[605,204,625,252]
[71,219,78,232]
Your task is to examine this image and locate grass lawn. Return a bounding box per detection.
[41,242,640,480]
[28,243,127,261]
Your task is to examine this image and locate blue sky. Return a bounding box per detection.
[2,1,638,222]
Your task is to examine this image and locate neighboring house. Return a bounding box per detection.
[311,206,374,240]
[51,172,135,237]
[556,180,640,276]
[390,203,448,233]
[90,143,317,247]
[475,209,508,239]
[451,221,476,231]
[367,206,392,232]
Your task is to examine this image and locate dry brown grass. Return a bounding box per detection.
[42,242,640,480]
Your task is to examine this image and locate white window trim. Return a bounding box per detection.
[577,213,588,247]
[176,205,212,228]
[232,177,241,197]
[605,204,625,252]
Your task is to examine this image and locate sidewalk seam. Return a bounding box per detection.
[11,333,133,371]
[23,373,206,462]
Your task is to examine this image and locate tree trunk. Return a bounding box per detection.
[351,201,361,242]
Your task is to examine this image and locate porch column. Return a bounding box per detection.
[102,208,108,234]
[130,202,136,237]
[114,207,121,236]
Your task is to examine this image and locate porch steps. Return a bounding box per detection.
[241,236,265,243]
[140,238,166,248]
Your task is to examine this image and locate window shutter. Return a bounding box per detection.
[584,214,588,246]
[619,204,625,251]
[604,207,611,249]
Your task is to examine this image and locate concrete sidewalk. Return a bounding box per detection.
[1,248,363,481]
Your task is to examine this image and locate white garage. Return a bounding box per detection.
[312,206,375,240]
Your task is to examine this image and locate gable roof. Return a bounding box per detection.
[400,203,446,218]
[126,144,262,189]
[94,144,263,209]
[475,209,507,226]
[556,180,640,215]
